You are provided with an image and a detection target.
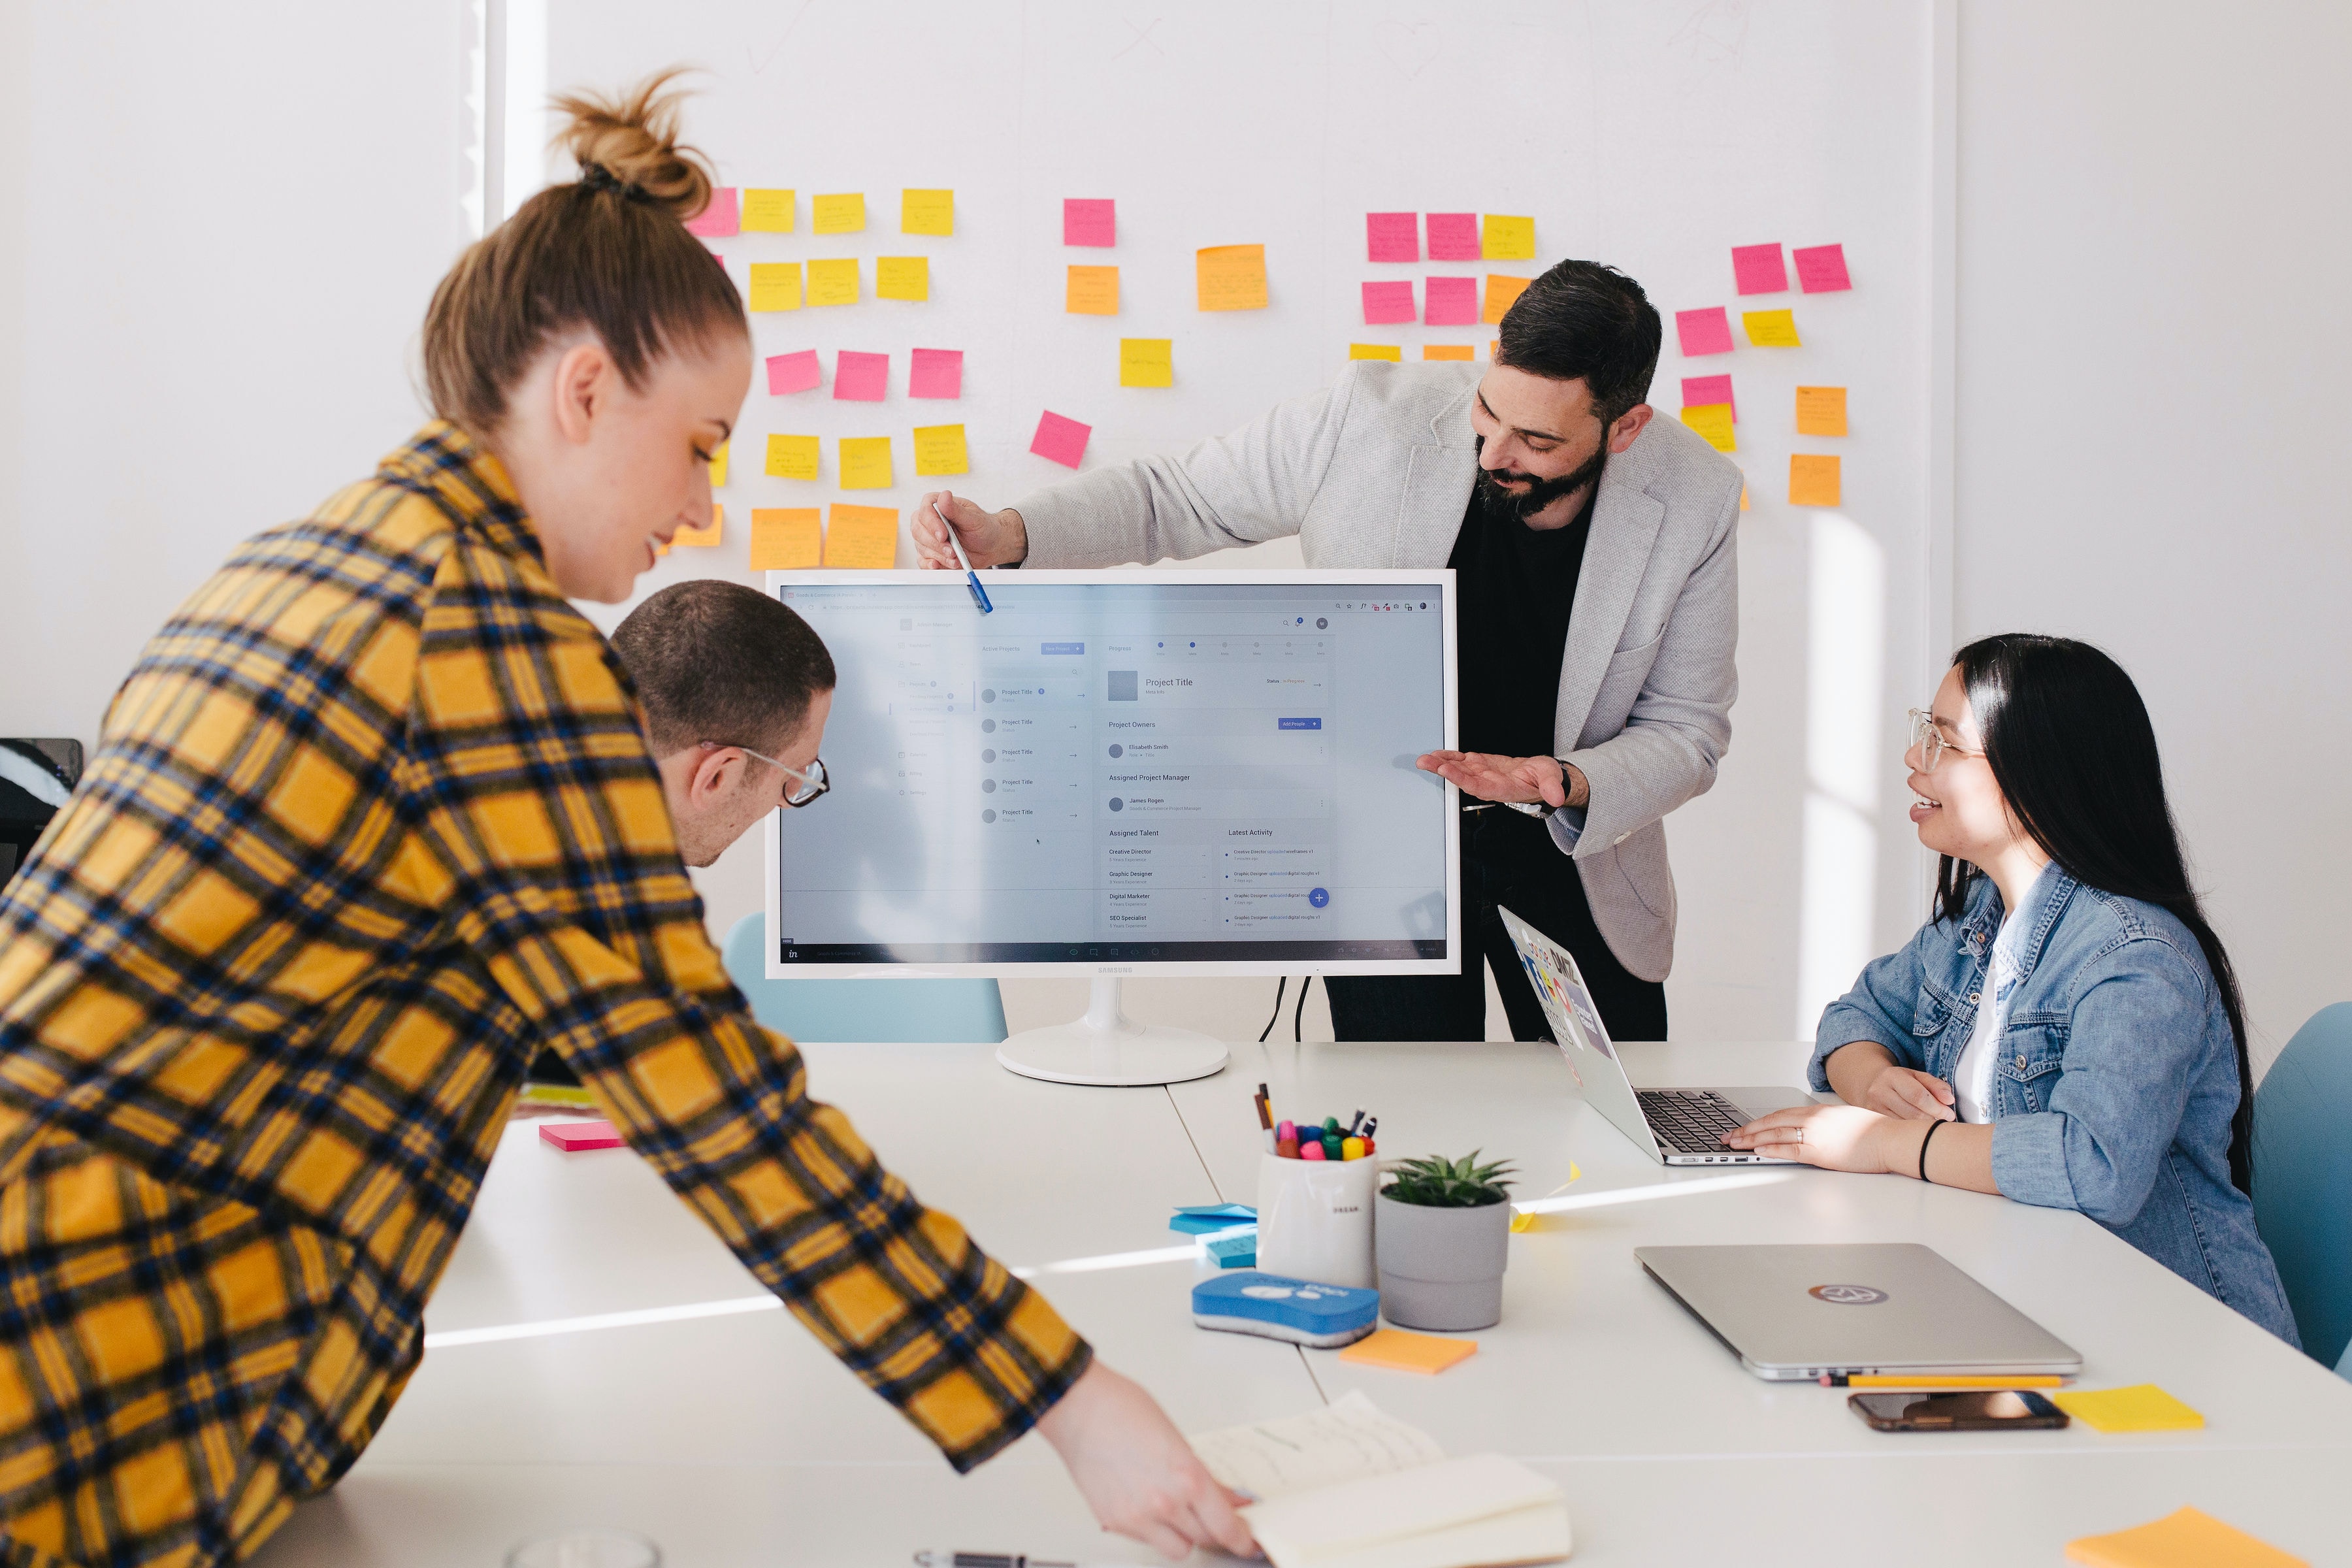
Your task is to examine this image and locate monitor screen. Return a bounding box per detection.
[762,570,1458,977]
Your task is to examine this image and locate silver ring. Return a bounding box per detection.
[1796,1128,1805,1145]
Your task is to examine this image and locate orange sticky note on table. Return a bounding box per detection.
[1789,453,1842,506]
[1423,344,1474,361]
[1196,244,1267,310]
[824,504,898,568]
[2065,1507,2304,1568]
[1680,402,1735,453]
[1349,344,1401,361]
[1337,1328,1478,1375]
[672,503,721,548]
[1482,274,1530,324]
[1067,265,1119,315]
[750,508,821,570]
[1796,385,1848,436]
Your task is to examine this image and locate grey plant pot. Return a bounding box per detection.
[1374,1190,1512,1331]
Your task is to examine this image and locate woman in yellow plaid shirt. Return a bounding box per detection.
[0,75,1252,1568]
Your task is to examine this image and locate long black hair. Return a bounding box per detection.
[1935,634,2256,1194]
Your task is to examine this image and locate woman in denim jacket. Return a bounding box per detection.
[1725,634,2298,1343]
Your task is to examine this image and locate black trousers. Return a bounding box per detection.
[1326,806,1668,1045]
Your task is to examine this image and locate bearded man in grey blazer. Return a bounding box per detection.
[914,259,1739,1044]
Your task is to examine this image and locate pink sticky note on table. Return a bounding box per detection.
[1682,373,1737,421]
[1064,198,1116,247]
[766,350,822,395]
[685,188,739,238]
[1031,410,1091,468]
[909,348,963,399]
[1424,276,1479,326]
[1676,307,1735,357]
[834,351,889,402]
[1732,243,1788,295]
[1426,212,1480,261]
[1362,281,1417,325]
[540,1120,626,1152]
[1367,212,1419,263]
[1794,243,1852,293]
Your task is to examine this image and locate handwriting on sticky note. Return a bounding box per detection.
[2050,1384,2204,1434]
[833,351,888,402]
[1732,243,1788,295]
[1066,265,1119,315]
[1743,308,1801,347]
[1682,374,1736,421]
[749,508,821,570]
[1349,344,1402,361]
[684,188,738,238]
[764,434,820,482]
[1482,274,1530,324]
[1361,281,1416,325]
[811,193,864,234]
[876,256,929,302]
[1120,338,1173,388]
[1680,403,1735,453]
[1424,276,1478,326]
[747,262,802,313]
[1426,212,1479,261]
[1196,244,1267,311]
[1795,385,1847,436]
[913,423,969,477]
[900,188,953,235]
[708,443,728,487]
[672,504,722,548]
[767,350,821,396]
[825,504,897,567]
[1366,212,1418,263]
[909,348,962,399]
[807,258,860,306]
[1482,214,1535,261]
[1788,453,1840,506]
[740,189,794,233]
[1676,307,1735,357]
[1030,410,1090,468]
[1423,345,1474,361]
[1064,197,1115,247]
[838,436,894,490]
[1793,243,1852,293]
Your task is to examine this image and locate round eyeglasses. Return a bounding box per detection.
[700,742,829,807]
[1905,708,1984,773]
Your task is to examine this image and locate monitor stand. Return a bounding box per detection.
[996,977,1231,1087]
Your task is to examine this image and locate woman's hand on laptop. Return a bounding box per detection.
[1721,1104,1921,1175]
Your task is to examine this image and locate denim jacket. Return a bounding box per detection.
[1812,868,2300,1345]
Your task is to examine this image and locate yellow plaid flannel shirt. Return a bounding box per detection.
[0,424,1088,1568]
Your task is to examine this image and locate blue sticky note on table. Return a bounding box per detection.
[1203,1228,1258,1268]
[1171,1203,1256,1234]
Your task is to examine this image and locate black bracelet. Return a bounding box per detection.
[1917,1118,1946,1183]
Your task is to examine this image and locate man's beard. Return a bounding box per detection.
[1473,435,1608,526]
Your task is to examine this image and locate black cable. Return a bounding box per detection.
[1294,974,1315,1043]
[1258,977,1287,1043]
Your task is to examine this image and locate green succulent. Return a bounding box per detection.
[1381,1151,1517,1209]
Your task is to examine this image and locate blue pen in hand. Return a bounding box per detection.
[933,494,993,614]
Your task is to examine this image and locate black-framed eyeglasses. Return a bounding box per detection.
[1905,708,1984,773]
[700,742,829,807]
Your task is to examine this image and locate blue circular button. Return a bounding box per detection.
[1308,887,1330,908]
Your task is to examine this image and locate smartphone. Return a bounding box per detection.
[1848,1390,2070,1431]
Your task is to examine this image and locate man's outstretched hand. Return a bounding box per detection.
[1417,750,1588,809]
[913,490,1028,569]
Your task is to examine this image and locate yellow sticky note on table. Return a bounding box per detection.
[1120,338,1173,388]
[1066,265,1119,315]
[747,262,802,312]
[2066,1506,2302,1568]
[1196,244,1267,311]
[807,258,860,307]
[1788,453,1842,506]
[824,504,897,568]
[1481,214,1535,260]
[708,442,728,488]
[900,188,953,235]
[672,504,722,548]
[1680,402,1736,453]
[2050,1384,2204,1434]
[1482,274,1530,324]
[1423,344,1475,361]
[764,434,820,482]
[812,193,864,234]
[876,256,930,301]
[1744,308,1801,346]
[741,188,794,233]
[1796,385,1848,436]
[839,436,894,490]
[1336,1329,1478,1375]
[1348,344,1401,361]
[749,508,821,570]
[913,423,968,477]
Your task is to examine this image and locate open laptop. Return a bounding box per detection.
[1498,904,1817,1164]
[1635,1243,2083,1380]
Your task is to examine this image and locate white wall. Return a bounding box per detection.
[1951,1,2352,1073]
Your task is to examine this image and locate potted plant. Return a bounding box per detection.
[1375,1152,1517,1331]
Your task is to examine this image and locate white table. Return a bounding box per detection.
[253,1041,2352,1566]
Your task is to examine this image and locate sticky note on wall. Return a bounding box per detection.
[1793,243,1852,293]
[1743,309,1801,347]
[1732,243,1788,295]
[909,348,963,399]
[1481,214,1535,261]
[1366,212,1419,263]
[765,434,820,481]
[838,437,894,489]
[1482,274,1531,324]
[833,351,888,402]
[1424,276,1478,326]
[767,350,821,395]
[1349,344,1402,361]
[1030,410,1091,468]
[1789,454,1841,506]
[1682,374,1736,421]
[672,504,722,548]
[1675,307,1735,357]
[808,258,860,306]
[913,423,969,477]
[825,504,898,567]
[1196,245,1267,310]
[1795,385,1848,436]
[1066,265,1119,315]
[812,193,864,234]
[708,443,728,487]
[750,508,821,570]
[748,263,802,312]
[1362,281,1416,325]
[1426,212,1480,260]
[1064,198,1116,247]
[877,256,930,301]
[1680,403,1736,453]
[901,188,953,235]
[1120,338,1173,388]
[684,188,738,238]
[741,189,794,232]
[1423,345,1474,361]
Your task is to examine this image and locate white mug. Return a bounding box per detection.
[1254,1152,1379,1289]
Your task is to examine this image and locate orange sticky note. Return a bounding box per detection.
[1336,1328,1478,1375]
[876,256,930,301]
[1348,344,1401,361]
[1482,274,1530,324]
[1796,385,1848,436]
[1740,481,1750,511]
[749,508,821,570]
[740,189,794,233]
[2065,1507,2304,1568]
[838,436,894,490]
[1196,244,1267,311]
[1789,453,1842,506]
[1423,344,1475,361]
[1680,402,1736,453]
[900,188,953,236]
[672,503,721,548]
[912,423,968,478]
[824,504,898,568]
[1066,264,1119,315]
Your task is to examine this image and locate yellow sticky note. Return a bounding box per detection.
[749,508,821,570]
[1482,274,1530,324]
[2066,1507,2304,1568]
[1120,338,1173,388]
[807,257,860,306]
[708,442,728,488]
[2050,1384,2205,1435]
[876,256,930,301]
[824,504,897,568]
[672,503,722,548]
[1066,264,1119,316]
[1481,214,1535,260]
[812,193,864,234]
[747,262,802,312]
[764,434,820,482]
[1335,1328,1478,1375]
[1788,453,1842,506]
[1348,344,1402,361]
[1680,402,1736,453]
[1423,344,1475,361]
[838,436,894,490]
[1796,385,1848,436]
[741,188,794,233]
[913,423,969,478]
[1196,244,1267,311]
[900,188,953,235]
[1744,308,1801,347]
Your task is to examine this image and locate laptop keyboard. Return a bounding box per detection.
[1637,1089,1750,1156]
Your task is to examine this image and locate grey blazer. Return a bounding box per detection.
[1013,361,1741,983]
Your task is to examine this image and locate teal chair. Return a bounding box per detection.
[721,913,1007,1043]
[2251,1002,2352,1373]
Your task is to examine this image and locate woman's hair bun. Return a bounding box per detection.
[549,68,715,223]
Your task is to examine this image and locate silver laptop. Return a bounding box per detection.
[1636,1243,2083,1380]
[1498,905,1814,1164]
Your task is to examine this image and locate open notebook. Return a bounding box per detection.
[1190,1392,1571,1568]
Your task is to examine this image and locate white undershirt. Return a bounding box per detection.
[1951,866,2050,1124]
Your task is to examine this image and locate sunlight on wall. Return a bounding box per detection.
[1796,514,1886,1037]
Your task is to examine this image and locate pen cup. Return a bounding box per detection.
[1254,1152,1379,1290]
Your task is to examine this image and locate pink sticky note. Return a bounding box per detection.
[1731,243,1788,295]
[1064,198,1116,247]
[1424,276,1479,326]
[1794,243,1852,293]
[1682,374,1737,421]
[909,348,964,399]
[834,351,889,402]
[1675,307,1735,357]
[540,1120,626,1152]
[1366,212,1419,263]
[766,350,822,396]
[685,188,740,238]
[1031,410,1092,468]
[1362,281,1416,325]
[1426,212,1480,261]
